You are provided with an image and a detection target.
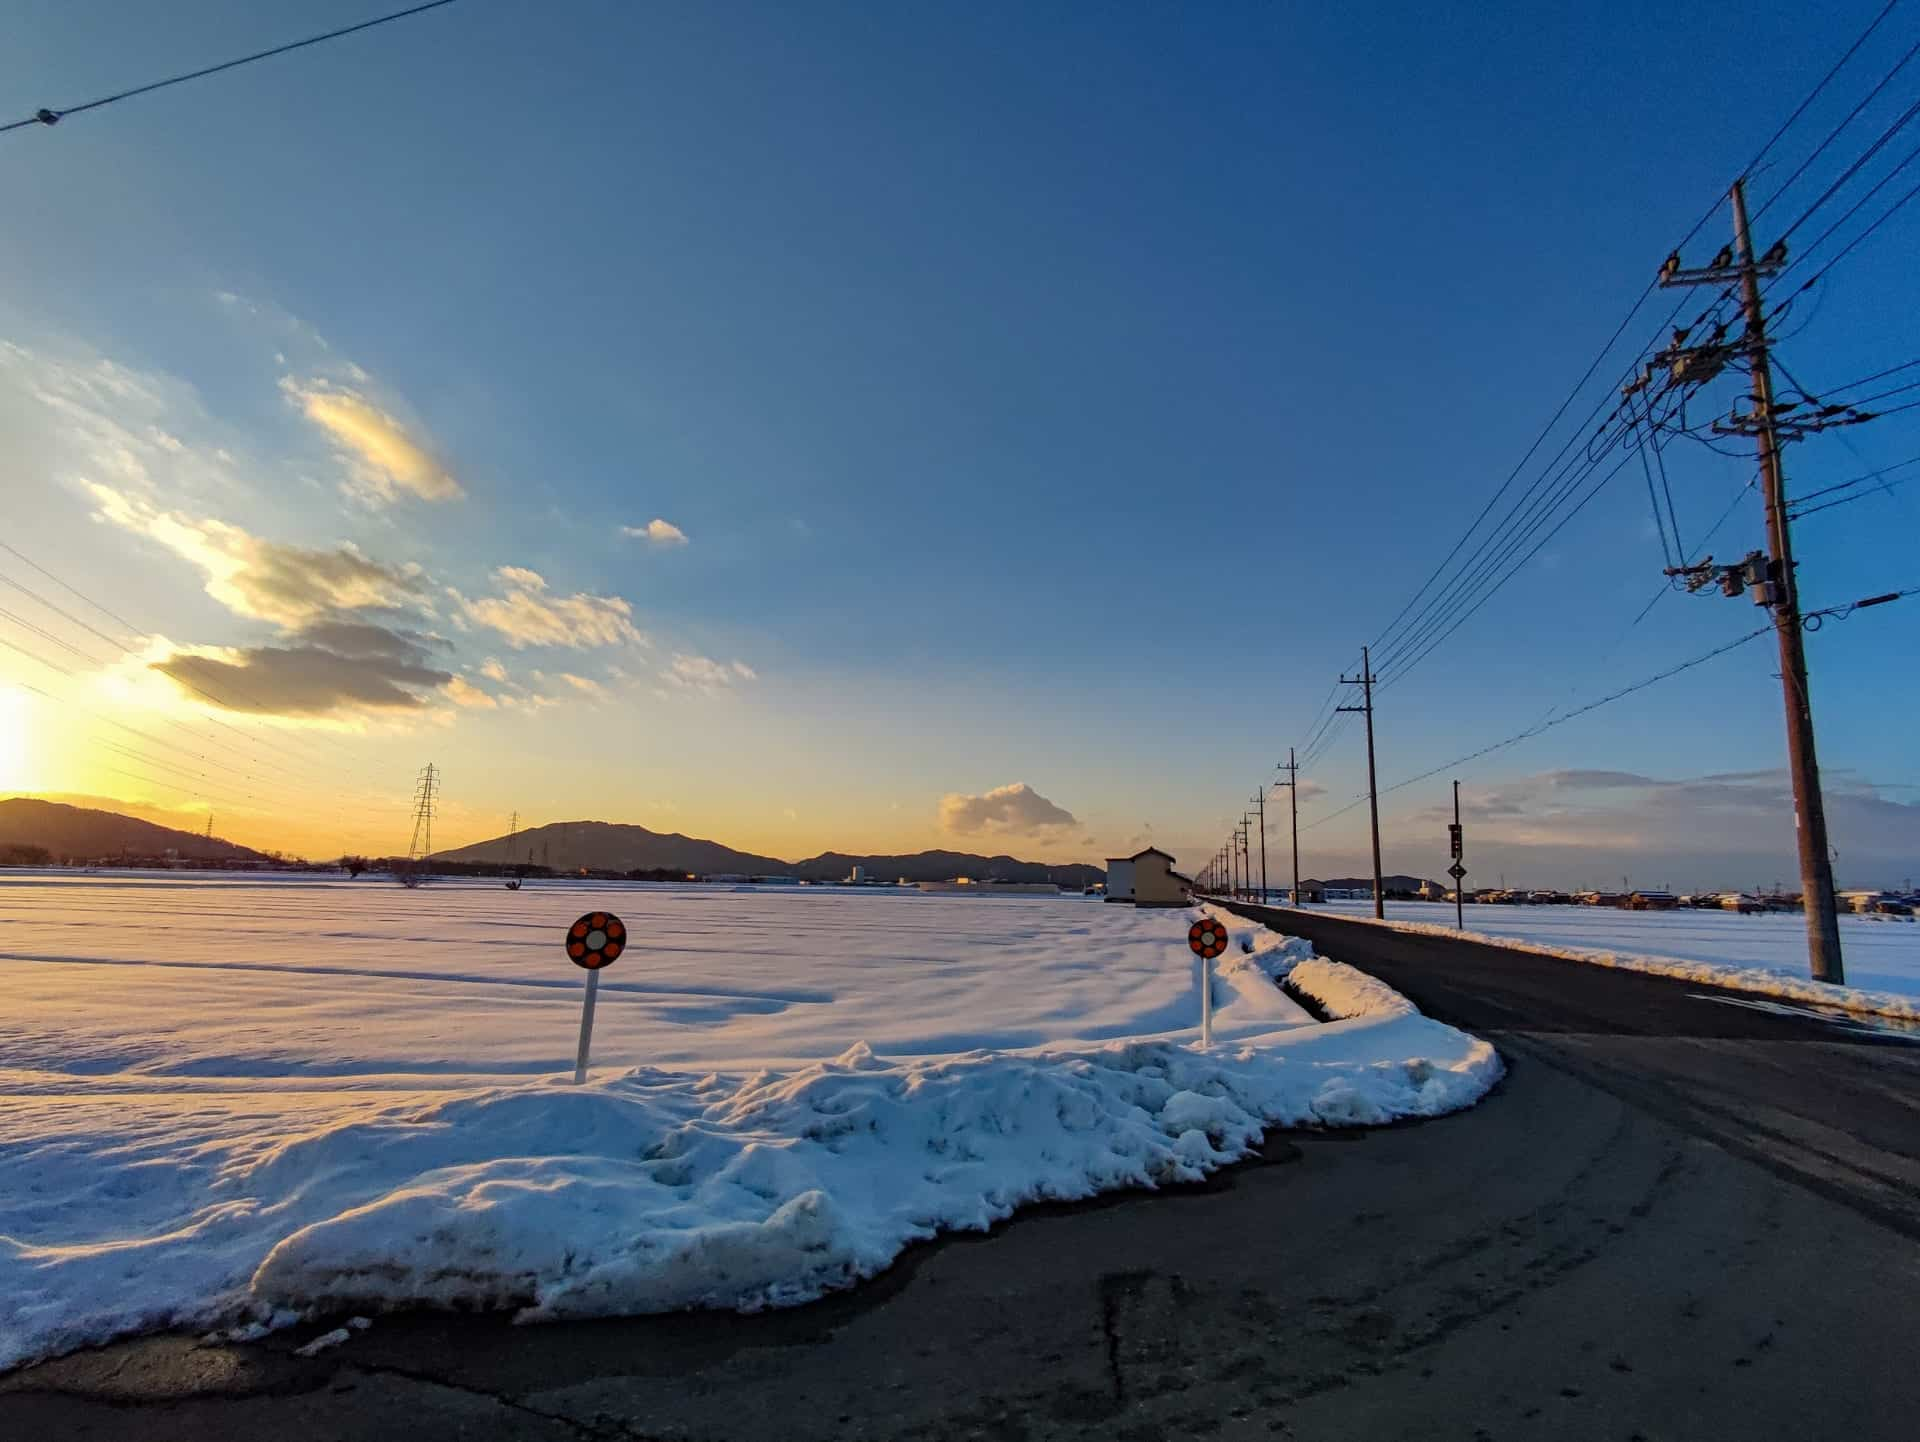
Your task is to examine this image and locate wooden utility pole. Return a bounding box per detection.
[1730,179,1844,983]
[1276,748,1300,905]
[1658,182,1843,982]
[1339,648,1385,919]
[1250,787,1268,903]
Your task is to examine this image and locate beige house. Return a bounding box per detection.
[1127,847,1193,909]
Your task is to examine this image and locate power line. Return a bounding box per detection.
[1787,453,1920,515]
[1769,86,1920,249]
[0,549,406,787]
[1361,1,1904,674]
[1750,23,1920,226]
[2,0,464,136]
[1747,0,1906,221]
[0,539,146,639]
[1300,623,1779,832]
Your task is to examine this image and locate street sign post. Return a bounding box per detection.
[1450,780,1466,931]
[564,910,625,1084]
[1188,917,1229,1049]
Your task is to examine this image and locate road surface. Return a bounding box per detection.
[6,905,1918,1440]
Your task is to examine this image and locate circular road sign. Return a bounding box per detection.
[1188,917,1229,960]
[565,911,626,970]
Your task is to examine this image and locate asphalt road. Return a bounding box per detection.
[7,907,1918,1441]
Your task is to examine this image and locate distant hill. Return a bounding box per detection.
[436,821,1102,886]
[0,797,266,863]
[792,850,1104,887]
[436,820,788,875]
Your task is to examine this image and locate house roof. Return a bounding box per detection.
[1128,847,1175,863]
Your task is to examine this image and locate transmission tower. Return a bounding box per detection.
[406,764,438,862]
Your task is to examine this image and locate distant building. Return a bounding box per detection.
[1626,890,1679,910]
[848,865,867,884]
[1127,848,1192,909]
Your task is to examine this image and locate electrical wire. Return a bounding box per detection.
[1299,623,1778,832]
[1786,452,1920,512]
[1750,24,1920,225]
[2,0,463,135]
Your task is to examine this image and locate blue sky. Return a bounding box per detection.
[2,1,1916,886]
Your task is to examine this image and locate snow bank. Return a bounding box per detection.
[1317,906,1920,1023]
[0,881,1500,1370]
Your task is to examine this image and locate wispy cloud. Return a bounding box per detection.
[445,674,499,709]
[663,653,756,693]
[452,566,644,650]
[281,376,462,507]
[623,518,689,547]
[86,483,427,628]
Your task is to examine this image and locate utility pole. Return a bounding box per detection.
[1339,647,1385,920]
[1656,179,1844,983]
[504,809,518,866]
[1251,788,1268,903]
[1275,748,1300,906]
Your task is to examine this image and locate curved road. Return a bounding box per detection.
[6,904,1918,1440]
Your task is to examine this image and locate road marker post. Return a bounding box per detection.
[564,910,625,1084]
[1449,780,1467,931]
[1188,917,1229,1049]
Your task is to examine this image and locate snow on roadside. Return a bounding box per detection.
[1319,909,1920,1023]
[0,889,1499,1372]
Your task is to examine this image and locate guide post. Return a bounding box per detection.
[1448,780,1466,932]
[1187,917,1229,1049]
[563,910,626,1084]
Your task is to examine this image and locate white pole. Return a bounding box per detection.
[573,968,601,1085]
[1200,952,1213,1050]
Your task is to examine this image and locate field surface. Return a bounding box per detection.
[0,876,1496,1371]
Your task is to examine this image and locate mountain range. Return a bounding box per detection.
[0,797,266,863]
[434,820,1105,886]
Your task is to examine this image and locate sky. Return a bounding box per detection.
[1,0,1917,887]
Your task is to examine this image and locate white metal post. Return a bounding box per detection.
[573,968,601,1084]
[1200,952,1213,1049]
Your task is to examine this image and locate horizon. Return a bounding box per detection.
[2,1,1917,891]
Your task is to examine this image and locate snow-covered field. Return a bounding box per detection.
[1314,899,1920,1020]
[0,876,1499,1370]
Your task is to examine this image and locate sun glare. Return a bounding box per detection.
[0,686,32,791]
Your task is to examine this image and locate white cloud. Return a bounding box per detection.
[445,675,499,709]
[938,783,1079,835]
[663,652,757,693]
[452,566,644,650]
[557,672,608,699]
[622,518,689,547]
[281,376,462,507]
[479,657,510,684]
[86,483,427,628]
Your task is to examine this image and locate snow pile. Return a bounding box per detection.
[1197,905,1408,1019]
[1284,959,1418,1020]
[0,879,1500,1370]
[1316,903,1920,1023]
